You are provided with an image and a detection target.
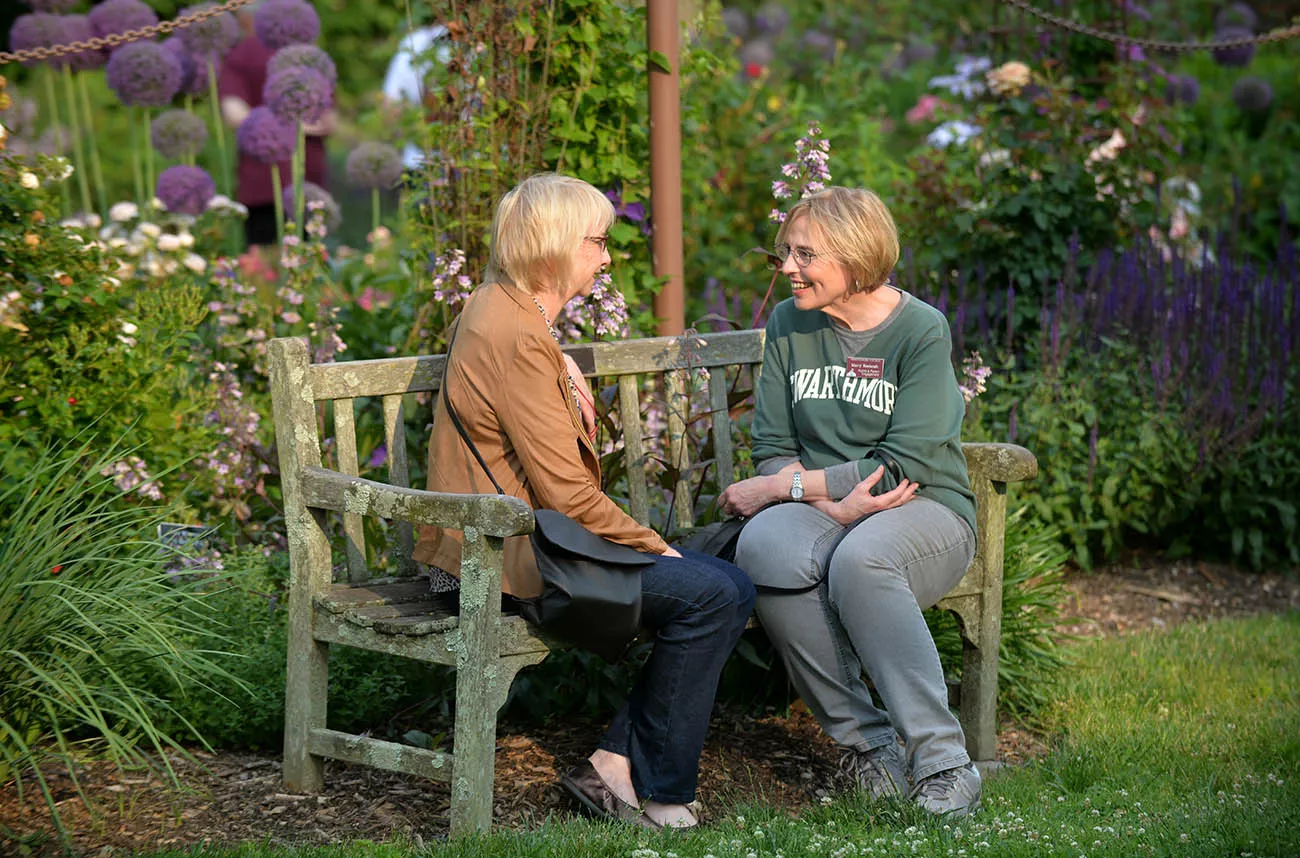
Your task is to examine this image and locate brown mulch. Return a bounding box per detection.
[2,558,1297,855]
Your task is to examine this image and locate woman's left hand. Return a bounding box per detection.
[718,474,778,518]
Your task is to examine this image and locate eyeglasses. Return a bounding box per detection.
[584,235,609,252]
[774,242,825,267]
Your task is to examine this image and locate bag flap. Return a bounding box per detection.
[532,510,655,567]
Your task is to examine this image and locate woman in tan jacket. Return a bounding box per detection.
[414,173,754,830]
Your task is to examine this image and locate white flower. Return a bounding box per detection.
[137,222,162,239]
[84,213,102,229]
[928,120,981,148]
[121,321,139,335]
[206,194,233,210]
[156,233,182,252]
[110,202,139,222]
[54,157,73,180]
[149,196,165,210]
[978,148,1011,168]
[178,231,195,248]
[20,172,39,190]
[1086,130,1126,164]
[182,252,207,274]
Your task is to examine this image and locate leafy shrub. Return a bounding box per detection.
[0,434,240,847]
[893,62,1185,307]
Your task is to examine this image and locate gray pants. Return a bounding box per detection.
[735,497,976,782]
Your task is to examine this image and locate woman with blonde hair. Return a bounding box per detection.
[720,187,981,817]
[414,173,754,830]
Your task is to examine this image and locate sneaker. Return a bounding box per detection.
[839,741,907,799]
[910,763,982,817]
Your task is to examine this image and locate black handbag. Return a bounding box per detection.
[680,516,747,564]
[440,334,652,662]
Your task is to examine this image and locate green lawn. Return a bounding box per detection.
[149,613,1300,857]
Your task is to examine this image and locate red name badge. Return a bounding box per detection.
[845,357,884,379]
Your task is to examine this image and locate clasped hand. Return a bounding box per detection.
[718,464,917,524]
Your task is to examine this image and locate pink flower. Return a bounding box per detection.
[905,94,943,124]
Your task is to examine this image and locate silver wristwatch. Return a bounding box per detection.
[790,471,804,501]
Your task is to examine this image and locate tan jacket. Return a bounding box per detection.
[412,282,669,596]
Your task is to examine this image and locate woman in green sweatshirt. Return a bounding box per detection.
[719,186,981,817]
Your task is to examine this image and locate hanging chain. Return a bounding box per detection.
[0,0,255,65]
[999,0,1300,52]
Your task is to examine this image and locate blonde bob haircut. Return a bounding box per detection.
[484,172,615,295]
[776,187,900,294]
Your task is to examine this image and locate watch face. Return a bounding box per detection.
[791,473,804,500]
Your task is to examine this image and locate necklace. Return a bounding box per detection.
[531,295,583,411]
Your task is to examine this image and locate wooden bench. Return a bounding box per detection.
[268,329,1037,837]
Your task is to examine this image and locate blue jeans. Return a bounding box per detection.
[597,548,755,804]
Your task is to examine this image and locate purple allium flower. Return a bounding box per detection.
[1212,26,1256,67]
[263,66,331,125]
[282,181,342,232]
[254,0,320,50]
[1164,73,1200,106]
[721,7,750,39]
[156,164,216,215]
[267,44,337,88]
[1214,2,1258,32]
[88,0,159,45]
[801,29,836,63]
[178,3,240,60]
[162,36,211,96]
[345,141,403,189]
[151,109,209,159]
[106,41,183,107]
[55,14,106,71]
[236,105,297,163]
[9,13,63,68]
[1231,75,1273,112]
[21,0,80,11]
[752,0,789,36]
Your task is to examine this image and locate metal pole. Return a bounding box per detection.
[648,0,684,336]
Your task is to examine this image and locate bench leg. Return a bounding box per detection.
[283,507,331,793]
[960,631,1000,762]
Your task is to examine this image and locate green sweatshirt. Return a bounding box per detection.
[751,290,977,536]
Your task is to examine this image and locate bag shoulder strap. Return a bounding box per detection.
[441,322,506,496]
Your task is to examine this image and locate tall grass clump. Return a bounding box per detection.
[0,434,240,847]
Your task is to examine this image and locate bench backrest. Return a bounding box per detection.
[299,328,767,584]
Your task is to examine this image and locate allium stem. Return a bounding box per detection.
[41,66,71,214]
[130,106,144,204]
[142,108,156,206]
[77,73,108,214]
[60,66,92,215]
[371,187,380,235]
[206,57,232,197]
[271,162,285,244]
[294,122,306,235]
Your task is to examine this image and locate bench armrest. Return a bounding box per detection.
[962,442,1038,484]
[300,466,535,538]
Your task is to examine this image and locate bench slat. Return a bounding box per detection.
[382,394,416,575]
[332,398,369,584]
[664,370,693,530]
[618,375,651,526]
[308,728,452,783]
[708,369,735,492]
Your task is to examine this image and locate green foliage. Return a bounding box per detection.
[0,433,242,847]
[1175,407,1300,571]
[968,334,1203,570]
